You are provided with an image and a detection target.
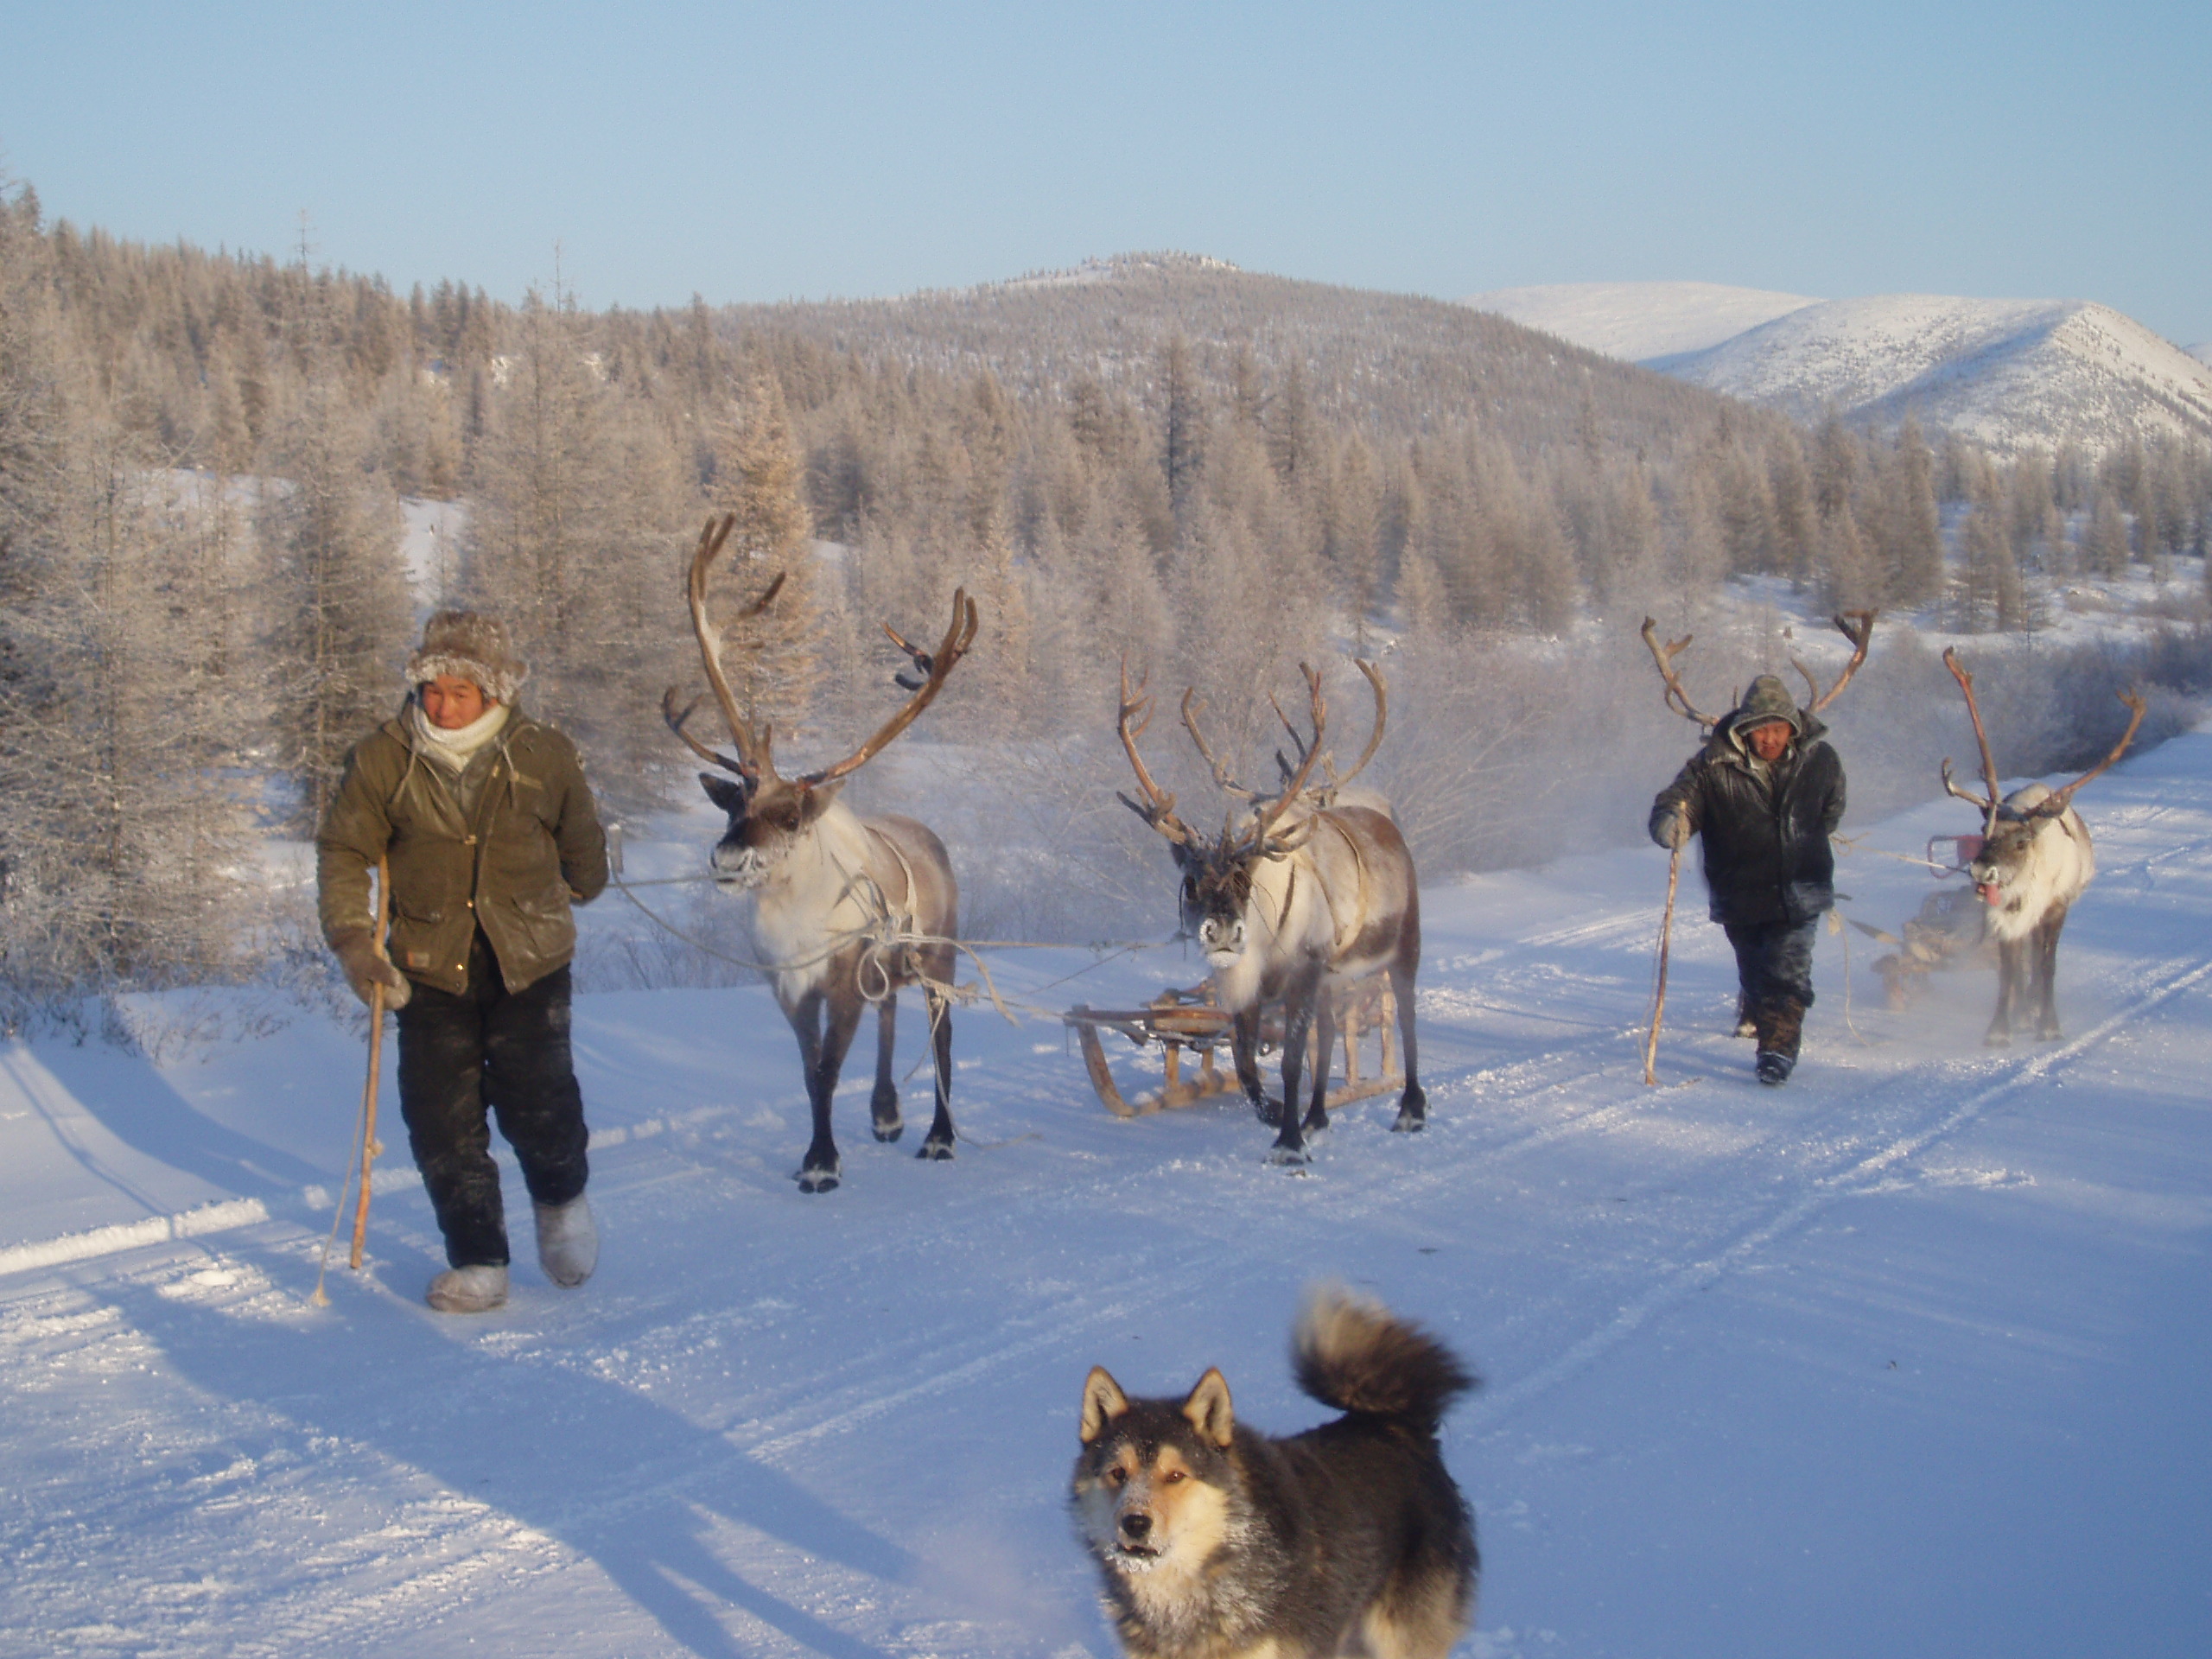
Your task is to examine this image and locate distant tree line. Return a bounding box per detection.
[3,194,2209,1007]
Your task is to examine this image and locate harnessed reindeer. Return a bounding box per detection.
[1939,646,2145,1046]
[665,514,980,1192]
[1117,659,1422,1165]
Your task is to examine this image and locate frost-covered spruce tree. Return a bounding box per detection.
[465,291,691,810]
[706,375,823,745]
[6,419,257,992]
[262,371,412,830]
[0,178,73,1003]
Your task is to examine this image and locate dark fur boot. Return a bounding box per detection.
[1755,997,1806,1086]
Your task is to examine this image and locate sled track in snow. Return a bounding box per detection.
[1459,947,2212,1431]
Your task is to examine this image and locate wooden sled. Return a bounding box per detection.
[1065,978,1403,1120]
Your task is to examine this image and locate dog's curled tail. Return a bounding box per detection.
[1292,1281,1478,1433]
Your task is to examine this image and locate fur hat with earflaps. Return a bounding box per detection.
[406,611,527,704]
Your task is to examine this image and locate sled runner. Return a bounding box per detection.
[1064,978,1404,1119]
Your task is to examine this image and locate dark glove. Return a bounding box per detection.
[1659,810,1693,849]
[331,929,412,1010]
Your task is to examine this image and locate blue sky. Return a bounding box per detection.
[5,1,2206,343]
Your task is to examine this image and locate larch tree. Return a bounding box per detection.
[706,376,823,752]
[262,369,413,830]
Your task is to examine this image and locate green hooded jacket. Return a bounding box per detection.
[317,704,608,995]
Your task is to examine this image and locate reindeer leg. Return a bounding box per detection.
[1986,938,2018,1048]
[1233,1006,1278,1127]
[1302,986,1336,1139]
[1269,969,1322,1166]
[918,959,957,1161]
[786,990,837,1192]
[870,992,904,1141]
[798,986,865,1192]
[2034,905,2069,1041]
[1390,949,1427,1132]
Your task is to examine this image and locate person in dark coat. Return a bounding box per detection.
[1649,674,1846,1085]
[318,612,608,1313]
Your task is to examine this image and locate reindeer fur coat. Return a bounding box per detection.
[1649,706,1846,927]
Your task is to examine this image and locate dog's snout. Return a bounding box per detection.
[1118,1510,1152,1541]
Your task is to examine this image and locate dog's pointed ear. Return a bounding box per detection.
[1080,1366,1131,1443]
[1181,1367,1235,1447]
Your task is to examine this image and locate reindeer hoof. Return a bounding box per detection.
[1266,1144,1311,1167]
[797,1167,841,1193]
[1253,1096,1287,1128]
[1983,1030,2012,1050]
[872,1119,905,1143]
[917,1137,955,1161]
[2037,1025,2064,1043]
[1391,1112,1426,1133]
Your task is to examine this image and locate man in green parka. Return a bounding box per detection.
[319,612,607,1313]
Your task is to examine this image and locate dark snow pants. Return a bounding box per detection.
[395,931,589,1268]
[1724,917,1819,1030]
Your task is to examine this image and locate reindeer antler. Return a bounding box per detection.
[1792,610,1878,715]
[1940,646,2003,831]
[1180,690,1257,800]
[2022,688,2148,821]
[1117,659,1196,844]
[1641,618,1719,729]
[1238,664,1329,852]
[666,514,788,780]
[663,689,746,776]
[882,620,935,692]
[1329,659,1388,792]
[803,588,979,787]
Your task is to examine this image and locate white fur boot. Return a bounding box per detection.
[426,1263,508,1313]
[535,1197,598,1288]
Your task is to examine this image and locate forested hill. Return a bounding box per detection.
[7,187,2205,1008]
[718,251,1795,465]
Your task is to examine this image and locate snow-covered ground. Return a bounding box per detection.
[5,726,2212,1656]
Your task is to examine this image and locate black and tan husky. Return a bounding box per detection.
[1071,1283,1479,1659]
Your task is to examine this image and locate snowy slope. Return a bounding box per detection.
[1462,282,1823,363]
[1657,295,2212,454]
[4,735,2212,1656]
[2190,341,2212,368]
[397,497,465,609]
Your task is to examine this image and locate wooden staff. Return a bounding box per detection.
[1643,838,1683,1086]
[348,856,391,1270]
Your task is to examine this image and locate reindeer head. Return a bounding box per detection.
[691,768,842,892]
[665,514,977,891]
[1116,660,1383,969]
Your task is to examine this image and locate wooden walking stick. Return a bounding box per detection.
[1643,837,1682,1085]
[348,856,391,1270]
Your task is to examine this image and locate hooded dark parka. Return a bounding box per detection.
[1648,686,1846,928]
[318,704,607,994]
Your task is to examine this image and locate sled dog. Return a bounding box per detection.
[1071,1283,1479,1659]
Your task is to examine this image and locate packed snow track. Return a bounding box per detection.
[4,737,2210,1656]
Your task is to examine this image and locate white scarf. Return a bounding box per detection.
[410,699,511,772]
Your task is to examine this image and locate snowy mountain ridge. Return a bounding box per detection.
[1465,282,2212,456]
[1465,281,1824,362]
[1660,295,2212,456]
